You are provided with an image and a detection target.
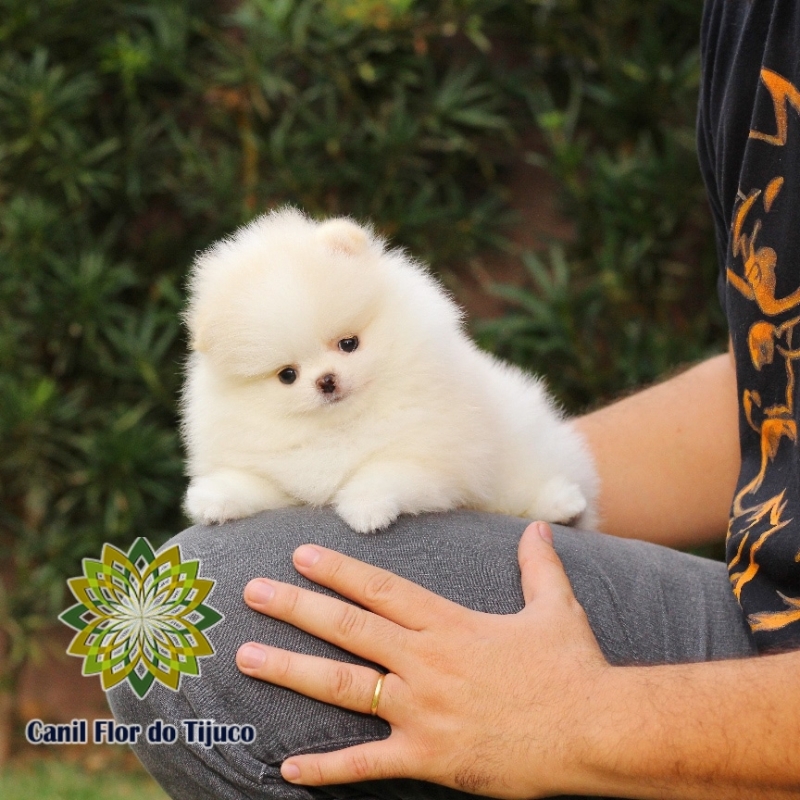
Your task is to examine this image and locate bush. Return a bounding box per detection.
[0,759,168,799]
[475,0,724,409]
[0,0,516,694]
[0,0,722,747]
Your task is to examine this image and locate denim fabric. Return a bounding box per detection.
[107,508,755,800]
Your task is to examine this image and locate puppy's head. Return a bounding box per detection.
[185,208,393,414]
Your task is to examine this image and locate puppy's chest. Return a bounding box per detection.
[232,405,426,502]
[267,439,368,502]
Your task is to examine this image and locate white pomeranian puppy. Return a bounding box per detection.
[181,207,598,533]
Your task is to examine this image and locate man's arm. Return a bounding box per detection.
[567,349,800,798]
[575,648,800,799]
[564,353,800,800]
[573,350,741,547]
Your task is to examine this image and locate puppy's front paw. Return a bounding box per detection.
[184,471,289,525]
[334,491,400,534]
[531,476,587,525]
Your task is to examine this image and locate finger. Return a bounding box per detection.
[291,544,466,631]
[518,521,575,606]
[281,737,409,786]
[236,642,400,719]
[243,577,409,666]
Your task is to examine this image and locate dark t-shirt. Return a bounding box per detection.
[699,0,800,652]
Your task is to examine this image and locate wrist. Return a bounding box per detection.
[562,657,788,800]
[553,663,639,798]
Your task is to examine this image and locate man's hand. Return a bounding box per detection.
[237,519,800,799]
[236,521,609,798]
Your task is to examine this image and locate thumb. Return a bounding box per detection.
[518,521,574,606]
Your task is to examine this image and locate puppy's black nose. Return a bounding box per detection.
[316,373,337,394]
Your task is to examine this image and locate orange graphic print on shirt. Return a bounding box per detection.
[727,68,800,634]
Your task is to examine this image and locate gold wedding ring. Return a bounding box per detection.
[370,673,386,716]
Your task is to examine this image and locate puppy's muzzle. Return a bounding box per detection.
[316,373,338,395]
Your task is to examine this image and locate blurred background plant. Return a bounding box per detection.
[0,0,723,765]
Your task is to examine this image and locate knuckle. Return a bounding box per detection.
[281,584,301,617]
[273,650,293,682]
[333,603,365,639]
[539,549,563,570]
[362,570,397,606]
[425,590,446,614]
[383,625,407,655]
[310,759,327,785]
[325,556,346,583]
[421,592,455,625]
[329,663,355,699]
[348,749,372,780]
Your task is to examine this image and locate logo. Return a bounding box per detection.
[59,538,223,699]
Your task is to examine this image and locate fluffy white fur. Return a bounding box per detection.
[181,207,598,533]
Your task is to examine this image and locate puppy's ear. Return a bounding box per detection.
[316,218,369,256]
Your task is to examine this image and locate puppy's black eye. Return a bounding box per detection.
[338,336,359,353]
[278,367,297,385]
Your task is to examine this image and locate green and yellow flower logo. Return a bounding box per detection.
[59,538,223,699]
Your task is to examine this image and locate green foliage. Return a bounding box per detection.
[0,761,168,800]
[476,0,724,409]
[0,0,521,684]
[1,0,721,688]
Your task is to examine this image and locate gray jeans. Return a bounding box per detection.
[107,508,755,800]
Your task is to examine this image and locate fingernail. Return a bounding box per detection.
[536,521,553,545]
[294,545,320,567]
[282,762,301,781]
[246,579,275,604]
[238,644,266,669]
